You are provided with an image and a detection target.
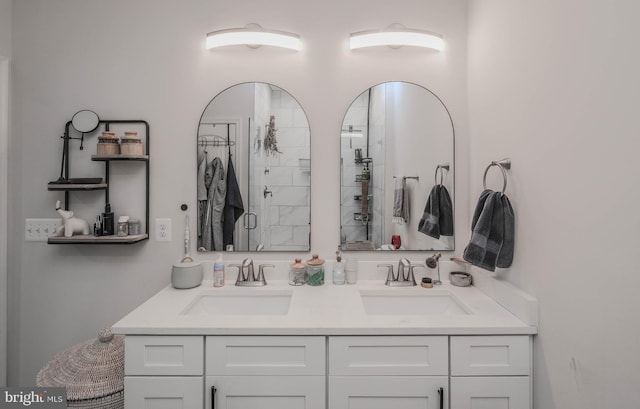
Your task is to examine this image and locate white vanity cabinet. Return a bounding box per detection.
[328,336,449,409]
[450,335,532,409]
[205,336,326,409]
[123,336,204,408]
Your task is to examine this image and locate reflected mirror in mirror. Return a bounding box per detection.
[197,82,311,252]
[340,82,454,251]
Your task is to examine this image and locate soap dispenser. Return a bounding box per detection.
[332,248,345,285]
[102,204,114,236]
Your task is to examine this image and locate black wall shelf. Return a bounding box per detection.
[47,119,150,244]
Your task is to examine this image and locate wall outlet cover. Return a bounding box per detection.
[155,218,172,242]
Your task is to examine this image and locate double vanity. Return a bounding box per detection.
[113,263,538,409]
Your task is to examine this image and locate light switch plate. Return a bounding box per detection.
[25,218,62,241]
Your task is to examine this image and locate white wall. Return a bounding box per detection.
[468,1,640,408]
[8,0,469,385]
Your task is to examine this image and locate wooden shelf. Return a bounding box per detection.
[48,234,148,245]
[91,154,149,161]
[48,183,107,191]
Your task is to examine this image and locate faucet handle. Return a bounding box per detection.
[257,264,274,285]
[397,258,411,281]
[241,258,255,281]
[378,264,395,284]
[406,264,424,286]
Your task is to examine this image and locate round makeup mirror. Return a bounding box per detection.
[71,110,100,133]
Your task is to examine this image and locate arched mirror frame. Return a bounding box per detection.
[197,82,311,253]
[340,81,455,251]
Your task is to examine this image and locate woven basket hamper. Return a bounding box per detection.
[37,328,124,409]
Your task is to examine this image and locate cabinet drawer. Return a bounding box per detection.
[207,375,325,409]
[206,336,325,375]
[329,376,448,409]
[329,336,448,376]
[451,335,530,376]
[125,336,203,376]
[450,376,530,409]
[124,376,203,409]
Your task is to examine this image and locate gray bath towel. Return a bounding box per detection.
[463,189,514,271]
[418,185,453,239]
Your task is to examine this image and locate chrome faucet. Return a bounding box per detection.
[378,258,418,287]
[229,258,274,287]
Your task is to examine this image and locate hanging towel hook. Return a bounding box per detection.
[482,158,511,193]
[434,163,450,186]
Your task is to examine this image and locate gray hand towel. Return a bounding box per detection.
[463,190,502,271]
[497,194,514,268]
[463,189,514,271]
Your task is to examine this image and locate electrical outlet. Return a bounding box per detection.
[155,218,172,242]
[25,218,62,241]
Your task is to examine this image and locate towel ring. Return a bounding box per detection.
[482,159,511,193]
[434,163,450,186]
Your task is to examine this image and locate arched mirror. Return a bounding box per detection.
[340,82,454,251]
[197,82,311,252]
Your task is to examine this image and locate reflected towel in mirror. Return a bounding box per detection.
[392,177,409,224]
[418,185,453,239]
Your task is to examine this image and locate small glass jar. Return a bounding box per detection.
[117,216,129,237]
[305,254,325,286]
[289,258,306,286]
[128,219,141,235]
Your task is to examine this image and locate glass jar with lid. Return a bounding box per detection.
[289,258,306,286]
[305,254,325,286]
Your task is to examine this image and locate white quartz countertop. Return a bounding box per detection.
[112,279,538,336]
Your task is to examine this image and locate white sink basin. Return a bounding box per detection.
[181,290,292,316]
[359,290,471,315]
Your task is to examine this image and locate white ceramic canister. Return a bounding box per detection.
[171,256,203,289]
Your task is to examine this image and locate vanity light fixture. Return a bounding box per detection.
[349,24,444,51]
[206,24,301,51]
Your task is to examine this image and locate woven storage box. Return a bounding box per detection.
[37,328,124,409]
[120,132,143,156]
[97,132,120,156]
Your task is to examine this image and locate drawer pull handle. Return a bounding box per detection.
[211,386,217,409]
[438,387,444,409]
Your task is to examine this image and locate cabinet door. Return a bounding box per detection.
[124,376,203,409]
[206,375,325,409]
[329,376,448,409]
[450,376,530,409]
